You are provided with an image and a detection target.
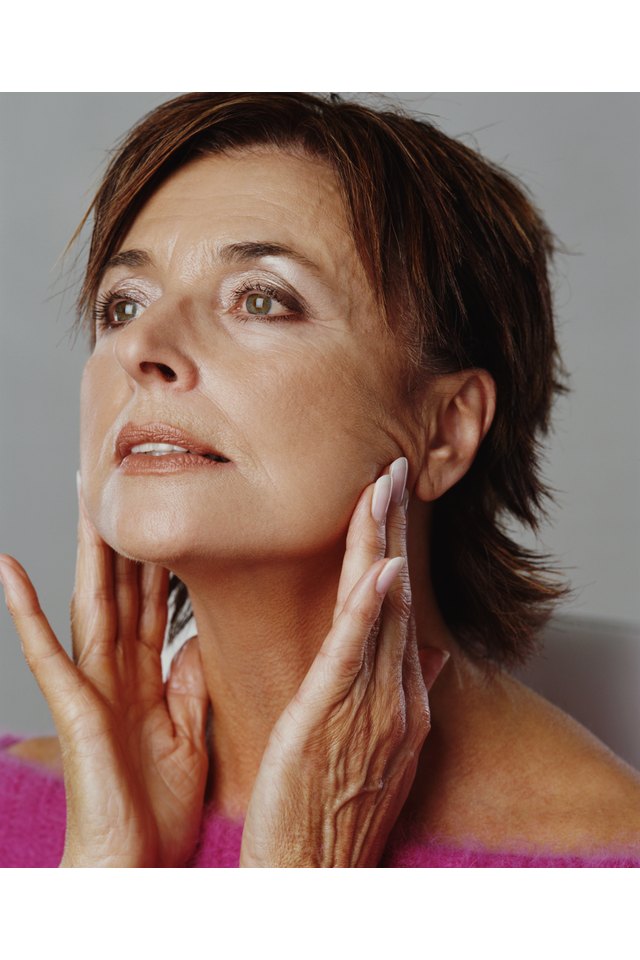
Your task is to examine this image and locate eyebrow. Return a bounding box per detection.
[101,249,153,274]
[218,241,320,273]
[100,241,321,280]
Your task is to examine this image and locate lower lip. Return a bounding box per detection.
[119,453,231,474]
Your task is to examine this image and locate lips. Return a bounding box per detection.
[116,422,230,463]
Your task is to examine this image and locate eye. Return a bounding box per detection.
[233,281,304,323]
[246,293,275,316]
[94,292,146,332]
[110,300,141,324]
[113,300,142,323]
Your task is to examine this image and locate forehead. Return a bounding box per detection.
[120,147,367,289]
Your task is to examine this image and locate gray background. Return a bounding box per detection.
[1,93,638,769]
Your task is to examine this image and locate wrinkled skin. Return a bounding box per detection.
[0,147,494,866]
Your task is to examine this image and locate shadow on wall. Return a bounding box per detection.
[513,615,640,773]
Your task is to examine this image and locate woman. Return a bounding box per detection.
[0,92,638,867]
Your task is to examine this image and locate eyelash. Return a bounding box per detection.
[231,280,303,324]
[93,280,304,332]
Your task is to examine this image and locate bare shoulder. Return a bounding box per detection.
[5,736,63,775]
[514,677,640,852]
[410,667,640,856]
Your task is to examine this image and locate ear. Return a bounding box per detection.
[417,647,451,692]
[413,369,496,503]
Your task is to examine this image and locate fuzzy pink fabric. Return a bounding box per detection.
[1,733,638,868]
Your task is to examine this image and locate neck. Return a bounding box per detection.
[176,496,469,820]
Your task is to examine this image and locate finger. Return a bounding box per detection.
[333,457,408,625]
[296,554,405,712]
[331,465,397,625]
[400,611,431,745]
[383,461,409,576]
[71,473,116,664]
[379,629,432,790]
[113,551,140,644]
[400,609,450,745]
[138,562,170,653]
[373,459,410,680]
[165,637,210,745]
[134,563,170,701]
[397,640,450,782]
[0,554,89,728]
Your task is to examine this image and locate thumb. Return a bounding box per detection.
[165,637,210,743]
[417,647,450,692]
[0,554,85,729]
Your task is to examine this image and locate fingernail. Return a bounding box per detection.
[389,457,408,505]
[402,489,409,514]
[375,556,405,596]
[371,474,393,524]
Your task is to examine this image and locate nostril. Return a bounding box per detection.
[158,364,177,381]
[140,361,177,381]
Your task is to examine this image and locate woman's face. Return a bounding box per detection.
[80,147,416,571]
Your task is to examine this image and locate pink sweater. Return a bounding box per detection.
[1,733,638,868]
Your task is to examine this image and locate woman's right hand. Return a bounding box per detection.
[0,476,210,867]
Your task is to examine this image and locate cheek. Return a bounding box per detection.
[79,356,125,499]
[235,344,383,456]
[75,336,399,564]
[222,347,391,535]
[79,360,99,445]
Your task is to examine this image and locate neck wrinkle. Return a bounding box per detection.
[183,498,467,821]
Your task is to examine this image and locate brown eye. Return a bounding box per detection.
[245,293,273,315]
[113,300,141,323]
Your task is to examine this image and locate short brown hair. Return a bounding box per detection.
[70,92,573,671]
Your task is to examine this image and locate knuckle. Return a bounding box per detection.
[383,708,408,750]
[346,523,385,555]
[345,591,380,631]
[318,644,364,677]
[26,645,59,668]
[374,693,407,743]
[386,512,407,536]
[385,584,412,621]
[71,586,112,606]
[13,600,45,625]
[114,571,136,590]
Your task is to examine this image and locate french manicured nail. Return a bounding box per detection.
[389,457,408,505]
[375,556,405,596]
[371,474,393,524]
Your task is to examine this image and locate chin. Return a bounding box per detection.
[95,511,198,568]
[104,535,183,568]
[92,484,339,569]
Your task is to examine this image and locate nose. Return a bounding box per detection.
[113,304,199,391]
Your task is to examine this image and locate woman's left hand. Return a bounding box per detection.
[239,459,450,867]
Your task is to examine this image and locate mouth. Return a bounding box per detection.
[116,422,231,465]
[129,443,227,462]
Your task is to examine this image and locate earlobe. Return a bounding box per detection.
[412,369,496,503]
